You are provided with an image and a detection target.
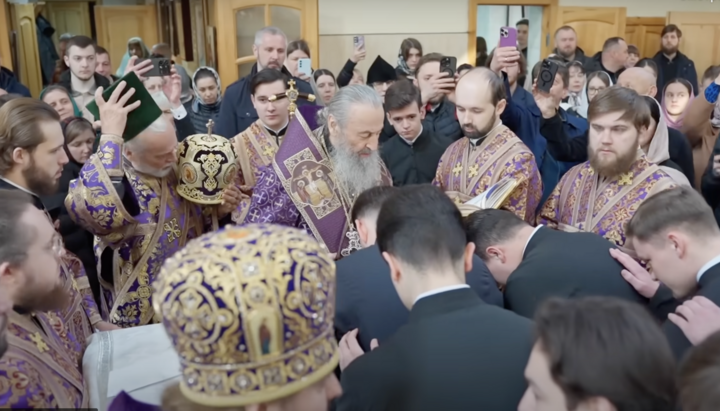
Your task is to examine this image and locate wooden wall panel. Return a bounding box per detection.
[625,17,665,59]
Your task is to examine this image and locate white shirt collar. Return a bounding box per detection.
[0,177,36,197]
[697,253,720,282]
[400,125,424,147]
[522,225,543,257]
[413,284,470,305]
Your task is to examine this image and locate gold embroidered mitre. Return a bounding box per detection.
[153,224,338,407]
[176,120,238,204]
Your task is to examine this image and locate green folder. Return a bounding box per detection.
[85,71,163,141]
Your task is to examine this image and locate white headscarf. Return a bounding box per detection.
[645,97,691,186]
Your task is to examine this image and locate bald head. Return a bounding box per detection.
[617,67,658,98]
[455,68,507,139]
[456,68,506,106]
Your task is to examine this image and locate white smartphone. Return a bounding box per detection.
[297,58,312,77]
[353,35,365,51]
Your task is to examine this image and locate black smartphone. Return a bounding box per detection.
[137,57,172,77]
[439,56,457,78]
[537,59,560,94]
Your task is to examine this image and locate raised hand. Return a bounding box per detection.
[123,55,154,80]
[95,81,142,137]
[490,46,521,75]
[163,66,182,108]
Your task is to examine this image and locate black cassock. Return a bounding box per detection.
[380,126,451,187]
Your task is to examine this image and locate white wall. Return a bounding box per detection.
[558,0,720,17]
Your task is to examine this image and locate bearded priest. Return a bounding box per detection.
[538,86,677,252]
[241,85,393,259]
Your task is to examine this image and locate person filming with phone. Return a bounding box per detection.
[416,53,462,141]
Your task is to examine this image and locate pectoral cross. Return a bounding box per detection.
[206,119,215,136]
[452,162,463,177]
[618,173,633,186]
[262,145,275,157]
[30,332,49,353]
[164,219,181,243]
[269,79,316,118]
[468,164,480,178]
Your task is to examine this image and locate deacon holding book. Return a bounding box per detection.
[66,75,242,328]
[538,86,677,251]
[433,67,542,223]
[242,85,392,259]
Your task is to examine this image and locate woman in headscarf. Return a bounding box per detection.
[116,37,151,77]
[681,65,720,189]
[575,71,613,118]
[40,85,82,120]
[41,116,102,307]
[396,38,423,80]
[662,78,695,130]
[187,66,222,134]
[641,96,691,186]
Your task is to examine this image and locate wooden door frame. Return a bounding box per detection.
[626,17,666,27]
[467,0,559,65]
[0,0,11,69]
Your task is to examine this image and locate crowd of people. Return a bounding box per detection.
[1,18,720,411]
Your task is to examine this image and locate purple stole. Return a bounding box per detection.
[272,111,354,255]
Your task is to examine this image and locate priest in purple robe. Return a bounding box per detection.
[241,84,393,259]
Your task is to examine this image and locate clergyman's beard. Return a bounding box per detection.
[17,274,71,313]
[589,145,637,179]
[463,113,498,142]
[329,136,382,198]
[662,45,678,56]
[23,157,58,196]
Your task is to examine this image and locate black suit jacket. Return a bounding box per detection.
[0,179,53,216]
[650,262,720,359]
[337,288,532,411]
[335,246,503,351]
[506,227,647,318]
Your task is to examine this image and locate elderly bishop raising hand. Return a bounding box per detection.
[66,75,227,328]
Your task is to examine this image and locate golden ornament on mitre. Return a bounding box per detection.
[153,224,338,407]
[176,120,238,204]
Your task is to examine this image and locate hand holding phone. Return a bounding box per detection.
[439,56,457,78]
[353,35,365,51]
[297,58,312,77]
[536,59,560,94]
[499,27,518,48]
[136,58,172,77]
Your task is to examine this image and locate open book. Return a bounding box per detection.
[457,177,519,217]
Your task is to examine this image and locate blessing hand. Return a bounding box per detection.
[668,296,720,346]
[339,328,378,371]
[609,248,660,299]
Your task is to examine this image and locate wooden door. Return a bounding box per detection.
[0,0,11,69]
[94,6,159,75]
[44,1,91,46]
[214,0,319,91]
[667,12,720,81]
[625,17,665,59]
[555,7,626,57]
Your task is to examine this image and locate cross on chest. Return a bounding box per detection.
[468,164,480,178]
[452,162,463,177]
[618,173,633,186]
[262,145,274,157]
[30,332,49,353]
[249,209,260,221]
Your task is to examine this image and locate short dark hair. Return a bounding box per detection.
[384,80,422,112]
[516,19,529,27]
[636,58,658,78]
[553,60,570,89]
[554,25,576,37]
[377,185,467,271]
[702,65,720,84]
[679,331,720,411]
[400,38,423,61]
[457,63,473,73]
[313,68,335,84]
[351,186,397,225]
[602,37,625,52]
[95,45,109,56]
[568,60,585,75]
[588,86,650,132]
[457,67,507,106]
[464,209,527,261]
[65,35,95,56]
[0,189,35,266]
[415,52,443,76]
[628,44,640,56]
[662,24,682,38]
[287,39,310,58]
[250,69,288,95]
[626,186,719,243]
[534,297,677,411]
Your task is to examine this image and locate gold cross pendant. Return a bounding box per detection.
[30,332,49,353]
[618,173,633,186]
[468,164,480,178]
[452,162,463,177]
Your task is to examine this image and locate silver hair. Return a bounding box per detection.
[316,85,383,129]
[254,26,287,47]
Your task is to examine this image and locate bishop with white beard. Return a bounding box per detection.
[240,85,393,259]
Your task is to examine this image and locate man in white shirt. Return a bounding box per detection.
[336,185,532,411]
[612,185,720,359]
